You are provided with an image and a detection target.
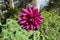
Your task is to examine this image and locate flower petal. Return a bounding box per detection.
[31,24,34,31]
[21,20,26,24]
[31,6,35,11]
[36,25,40,30]
[22,8,30,14]
[26,25,30,29]
[28,7,33,14]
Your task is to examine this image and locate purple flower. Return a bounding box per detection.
[18,7,43,30]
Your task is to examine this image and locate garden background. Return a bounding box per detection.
[0,0,60,40]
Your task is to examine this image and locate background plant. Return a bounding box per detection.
[1,10,60,40]
[0,0,60,40]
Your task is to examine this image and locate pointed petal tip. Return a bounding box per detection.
[22,8,30,13]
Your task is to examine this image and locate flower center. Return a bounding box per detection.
[28,18,34,24]
[29,19,34,22]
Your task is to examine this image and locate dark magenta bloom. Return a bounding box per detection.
[18,7,43,30]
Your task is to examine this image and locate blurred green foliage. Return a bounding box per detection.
[1,19,33,40]
[39,10,60,40]
[0,0,60,40]
[0,10,60,40]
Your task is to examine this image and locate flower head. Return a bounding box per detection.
[18,7,43,30]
